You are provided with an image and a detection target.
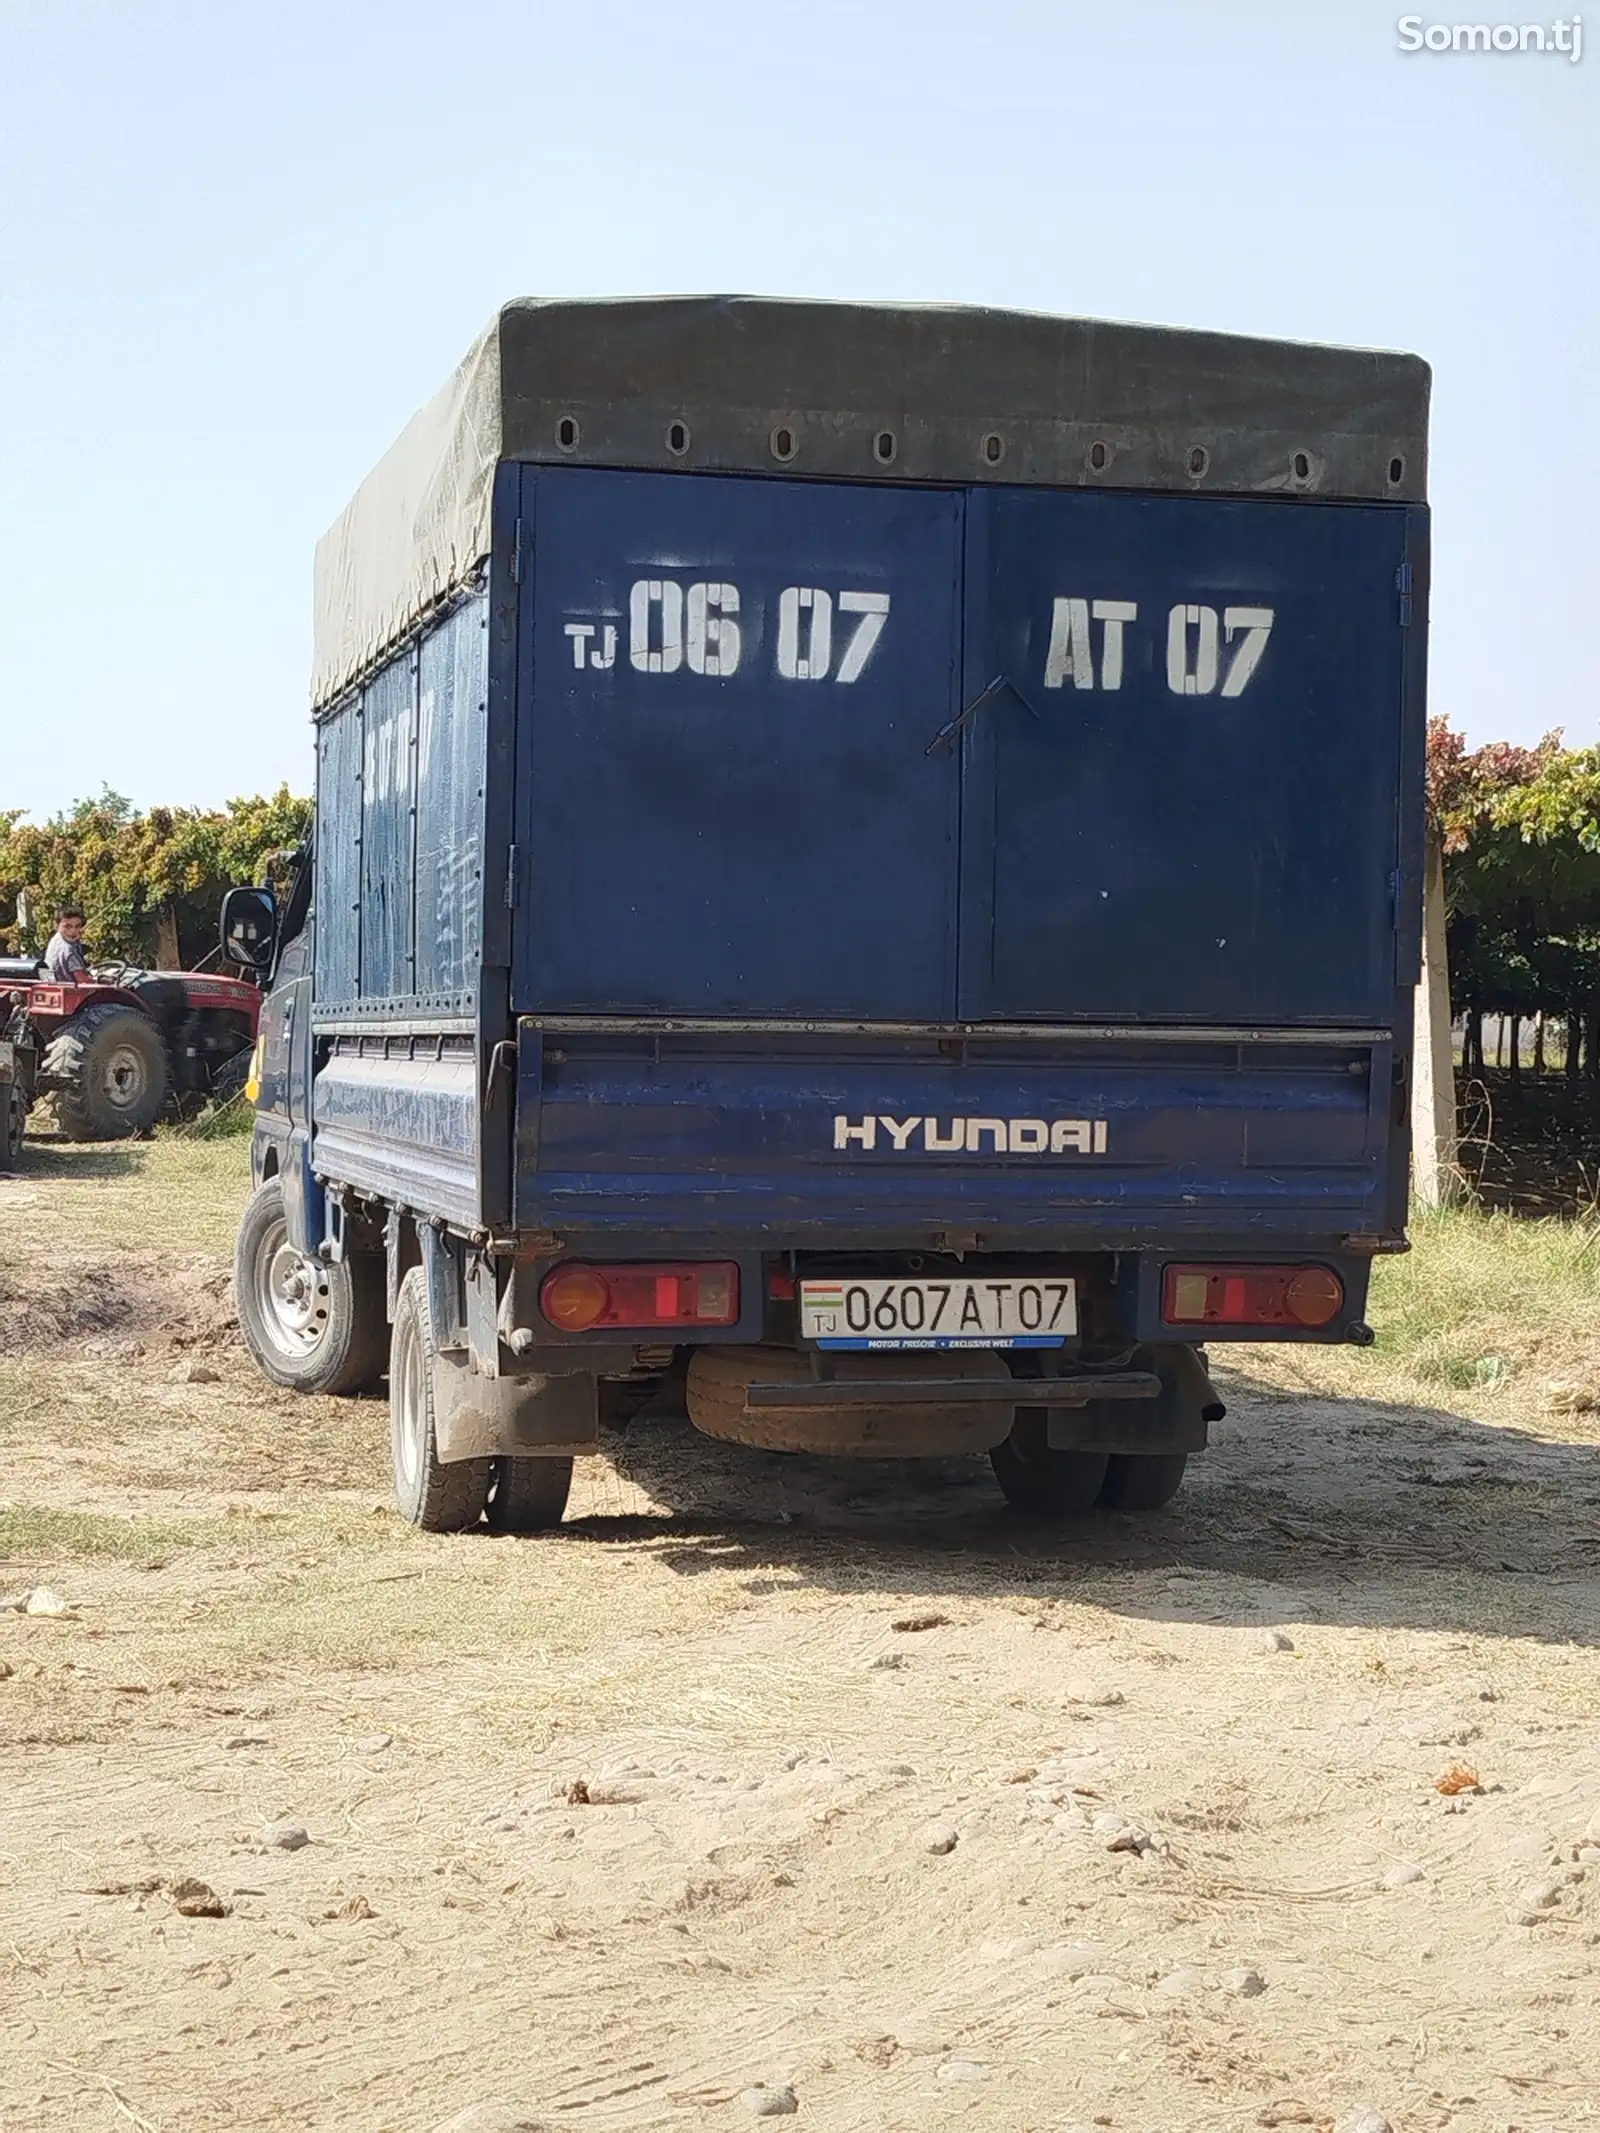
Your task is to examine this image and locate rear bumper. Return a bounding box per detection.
[744,1369,1160,1409]
[730,1347,1218,1457]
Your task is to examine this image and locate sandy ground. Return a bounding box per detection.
[3,1143,1600,2133]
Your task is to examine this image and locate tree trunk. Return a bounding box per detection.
[1589,1004,1600,1082]
[1508,1013,1522,1086]
[1495,1017,1505,1069]
[1534,1012,1546,1076]
[1567,1008,1583,1080]
[1469,1009,1485,1076]
[153,902,182,973]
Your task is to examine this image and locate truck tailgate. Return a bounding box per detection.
[513,1025,1396,1247]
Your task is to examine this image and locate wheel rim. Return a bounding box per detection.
[101,1042,150,1113]
[391,1308,424,1493]
[253,1217,332,1361]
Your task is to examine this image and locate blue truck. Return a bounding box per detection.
[221,296,1430,1534]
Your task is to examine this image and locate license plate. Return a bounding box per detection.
[800,1276,1076,1351]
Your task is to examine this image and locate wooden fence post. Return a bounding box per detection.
[1411,829,1459,1208]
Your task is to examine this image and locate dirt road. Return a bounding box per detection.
[4,1140,1600,2133]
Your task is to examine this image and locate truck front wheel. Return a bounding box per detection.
[989,1415,1109,1517]
[389,1268,492,1532]
[234,1177,387,1395]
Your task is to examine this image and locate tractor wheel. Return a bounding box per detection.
[45,1002,169,1140]
[234,1177,387,1395]
[0,1085,18,1173]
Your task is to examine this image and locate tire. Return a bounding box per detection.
[1099,1451,1189,1511]
[45,1002,169,1140]
[234,1177,387,1394]
[0,1087,17,1173]
[687,1347,824,1451]
[990,1413,1110,1517]
[389,1267,491,1532]
[485,1456,574,1534]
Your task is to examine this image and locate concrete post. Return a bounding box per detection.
[1411,829,1459,1208]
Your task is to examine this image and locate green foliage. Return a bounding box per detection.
[1427,720,1600,1031]
[0,785,310,967]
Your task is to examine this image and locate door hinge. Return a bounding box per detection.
[505,844,521,908]
[1395,559,1413,627]
[510,517,526,585]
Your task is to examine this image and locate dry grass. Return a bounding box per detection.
[1243,1200,1600,1424]
[0,1502,222,1567]
[1,1128,253,1257]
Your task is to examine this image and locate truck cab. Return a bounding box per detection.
[224,296,1428,1534]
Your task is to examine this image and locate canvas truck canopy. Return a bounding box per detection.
[310,296,1430,709]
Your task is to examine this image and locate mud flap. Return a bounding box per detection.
[1046,1344,1223,1454]
[432,1351,599,1464]
[281,1128,324,1258]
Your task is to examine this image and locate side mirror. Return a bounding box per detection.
[220,884,279,972]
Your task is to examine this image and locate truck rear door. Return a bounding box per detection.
[515,466,962,1021]
[957,490,1412,1025]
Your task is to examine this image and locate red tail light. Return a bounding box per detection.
[539,1261,739,1333]
[1162,1263,1344,1330]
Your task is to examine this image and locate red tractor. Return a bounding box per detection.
[0,959,262,1142]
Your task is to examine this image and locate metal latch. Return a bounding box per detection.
[925,675,1036,755]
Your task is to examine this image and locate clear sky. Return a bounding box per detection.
[1,0,1594,820]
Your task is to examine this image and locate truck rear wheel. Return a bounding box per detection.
[234,1177,387,1395]
[389,1268,492,1532]
[1099,1451,1189,1511]
[485,1456,573,1534]
[990,1414,1110,1517]
[46,1002,168,1140]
